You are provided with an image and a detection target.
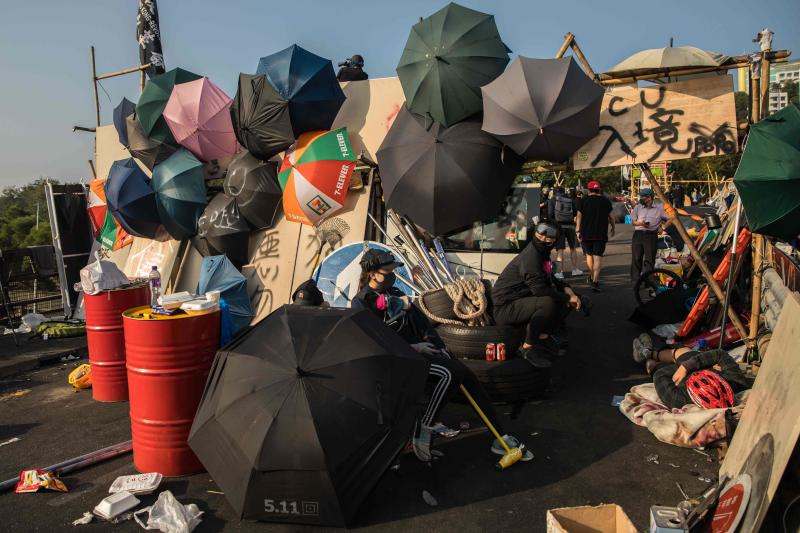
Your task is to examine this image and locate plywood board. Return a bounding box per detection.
[121,237,181,280]
[95,125,135,179]
[720,291,800,532]
[574,76,737,170]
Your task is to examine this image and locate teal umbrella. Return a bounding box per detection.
[734,102,800,241]
[152,149,207,240]
[396,2,510,127]
[136,68,202,144]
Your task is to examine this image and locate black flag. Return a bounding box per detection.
[136,0,165,78]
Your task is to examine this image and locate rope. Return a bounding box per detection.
[418,278,489,327]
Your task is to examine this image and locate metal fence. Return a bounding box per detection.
[0,246,63,327]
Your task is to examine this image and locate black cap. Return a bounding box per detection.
[359,249,403,272]
[350,54,364,67]
[292,279,324,307]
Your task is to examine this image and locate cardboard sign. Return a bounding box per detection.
[574,76,737,170]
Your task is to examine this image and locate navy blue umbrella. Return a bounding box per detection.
[113,97,136,147]
[256,45,346,137]
[198,255,254,336]
[105,158,165,240]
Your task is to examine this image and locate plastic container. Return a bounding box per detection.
[108,473,163,495]
[180,299,218,315]
[94,490,140,519]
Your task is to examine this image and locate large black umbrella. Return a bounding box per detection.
[481,56,604,163]
[377,107,523,236]
[193,192,251,269]
[125,113,178,171]
[230,73,295,160]
[188,305,428,527]
[223,150,282,229]
[113,97,136,147]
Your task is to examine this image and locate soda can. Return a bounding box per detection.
[497,343,506,361]
[485,343,496,361]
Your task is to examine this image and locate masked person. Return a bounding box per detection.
[548,186,582,279]
[492,221,584,367]
[630,189,669,282]
[354,249,531,463]
[336,54,368,81]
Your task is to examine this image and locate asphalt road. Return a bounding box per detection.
[0,225,719,531]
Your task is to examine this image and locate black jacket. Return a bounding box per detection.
[353,286,443,348]
[336,66,368,81]
[492,242,567,307]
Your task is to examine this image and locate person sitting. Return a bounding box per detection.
[492,220,585,368]
[354,249,531,463]
[632,334,749,410]
[336,54,369,81]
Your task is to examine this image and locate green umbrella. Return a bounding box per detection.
[136,68,202,144]
[734,102,800,241]
[396,2,510,127]
[151,149,207,240]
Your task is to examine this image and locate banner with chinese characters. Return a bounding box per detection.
[573,76,737,170]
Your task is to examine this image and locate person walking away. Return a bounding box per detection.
[336,54,368,81]
[691,188,700,205]
[492,220,584,366]
[548,186,582,279]
[575,180,614,291]
[630,188,669,282]
[538,186,550,223]
[353,249,530,463]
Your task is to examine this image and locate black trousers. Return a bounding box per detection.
[631,231,659,281]
[493,294,570,345]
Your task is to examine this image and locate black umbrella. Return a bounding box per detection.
[481,56,604,163]
[377,107,523,236]
[188,305,428,527]
[113,97,136,147]
[125,113,178,171]
[230,73,294,161]
[193,192,251,269]
[223,151,282,229]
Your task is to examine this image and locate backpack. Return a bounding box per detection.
[554,195,574,223]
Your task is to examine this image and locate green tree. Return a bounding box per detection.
[734,91,750,124]
[0,179,57,250]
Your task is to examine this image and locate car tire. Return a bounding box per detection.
[420,289,458,322]
[456,358,550,404]
[437,323,525,360]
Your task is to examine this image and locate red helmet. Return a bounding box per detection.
[686,370,734,409]
[587,180,602,190]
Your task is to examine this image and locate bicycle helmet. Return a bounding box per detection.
[686,370,735,409]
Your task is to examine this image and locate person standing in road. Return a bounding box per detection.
[575,181,615,292]
[548,186,582,279]
[630,188,670,282]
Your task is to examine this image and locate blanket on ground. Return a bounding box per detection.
[619,383,748,449]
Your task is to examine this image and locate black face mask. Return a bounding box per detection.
[532,239,555,255]
[375,272,396,290]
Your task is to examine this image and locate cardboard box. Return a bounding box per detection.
[547,504,638,533]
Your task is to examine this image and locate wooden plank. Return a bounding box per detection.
[574,76,737,170]
[720,291,800,532]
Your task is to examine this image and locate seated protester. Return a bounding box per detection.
[632,334,749,410]
[291,279,325,306]
[492,220,584,368]
[354,249,531,463]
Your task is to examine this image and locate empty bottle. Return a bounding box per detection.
[149,265,161,308]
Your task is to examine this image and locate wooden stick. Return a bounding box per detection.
[555,32,574,59]
[95,63,153,81]
[90,46,100,129]
[568,36,596,79]
[760,51,771,121]
[140,69,146,93]
[637,163,750,344]
[750,234,765,340]
[600,57,789,87]
[87,160,97,179]
[750,77,761,123]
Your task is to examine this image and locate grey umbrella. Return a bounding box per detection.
[125,113,178,171]
[607,46,728,77]
[481,56,604,163]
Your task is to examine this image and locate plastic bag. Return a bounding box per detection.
[133,490,202,533]
[80,251,130,295]
[21,313,48,330]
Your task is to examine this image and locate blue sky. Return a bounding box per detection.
[0,0,797,187]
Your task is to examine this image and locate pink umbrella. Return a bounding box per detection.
[163,77,239,162]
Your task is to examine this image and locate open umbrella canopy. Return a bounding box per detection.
[230,73,295,160]
[125,113,178,170]
[194,192,251,269]
[734,102,800,241]
[256,44,346,136]
[377,107,523,236]
[608,46,727,76]
[224,150,282,229]
[113,97,136,147]
[278,128,356,226]
[396,2,510,127]
[151,149,207,240]
[105,158,164,240]
[163,77,239,162]
[188,305,428,526]
[197,255,253,336]
[481,56,604,163]
[137,67,202,144]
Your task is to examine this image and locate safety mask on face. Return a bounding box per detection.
[375,272,396,290]
[532,238,555,255]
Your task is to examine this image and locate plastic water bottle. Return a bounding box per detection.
[149,266,161,308]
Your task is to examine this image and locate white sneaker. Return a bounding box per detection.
[554,272,565,280]
[571,268,583,276]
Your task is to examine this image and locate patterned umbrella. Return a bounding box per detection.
[105,158,165,240]
[87,177,133,251]
[163,77,239,162]
[194,192,251,269]
[152,149,207,240]
[136,67,202,144]
[278,128,357,226]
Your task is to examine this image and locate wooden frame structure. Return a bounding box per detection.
[90,45,151,128]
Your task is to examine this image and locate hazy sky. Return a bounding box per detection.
[0,0,797,187]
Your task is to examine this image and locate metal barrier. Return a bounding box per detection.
[0,246,63,327]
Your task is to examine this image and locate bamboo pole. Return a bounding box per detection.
[87,160,97,179]
[140,69,146,92]
[95,62,152,81]
[637,163,751,344]
[568,36,597,79]
[555,33,575,59]
[90,46,100,129]
[751,77,761,124]
[760,52,771,120]
[600,56,789,87]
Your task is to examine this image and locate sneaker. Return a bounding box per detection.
[412,423,433,462]
[632,333,653,363]
[491,435,534,461]
[571,268,583,276]
[518,346,553,368]
[554,272,565,280]
[591,281,600,292]
[540,335,567,357]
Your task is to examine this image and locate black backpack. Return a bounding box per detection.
[554,195,574,223]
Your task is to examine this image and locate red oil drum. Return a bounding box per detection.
[83,284,150,402]
[123,306,220,476]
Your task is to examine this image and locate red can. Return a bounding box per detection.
[497,343,506,361]
[485,343,496,361]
